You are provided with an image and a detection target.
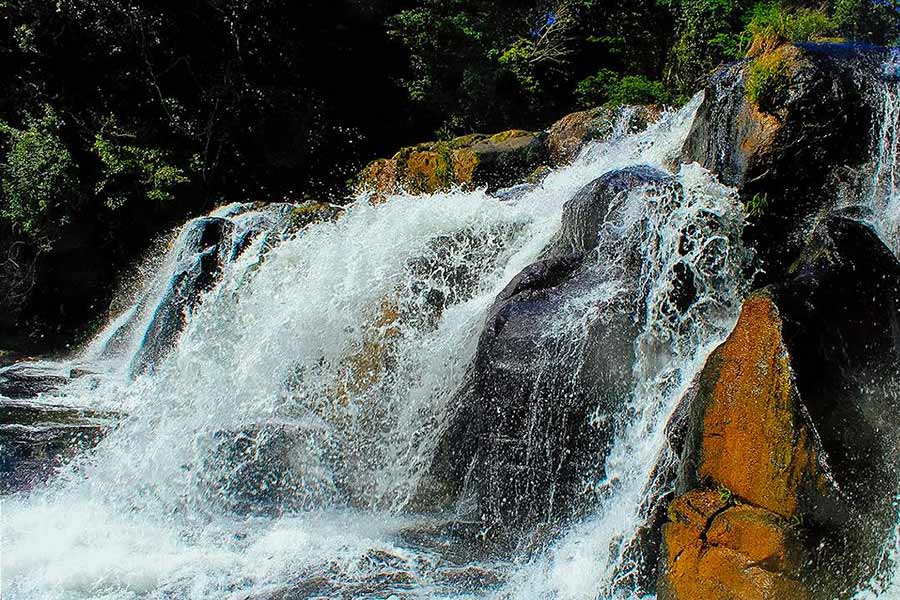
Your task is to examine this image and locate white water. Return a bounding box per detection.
[0,96,755,600]
[866,63,900,257]
[851,54,900,600]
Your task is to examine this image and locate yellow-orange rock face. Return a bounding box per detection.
[697,292,817,518]
[658,291,821,600]
[660,491,808,600]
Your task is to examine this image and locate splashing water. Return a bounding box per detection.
[864,48,900,256]
[850,50,900,600]
[1,95,752,600]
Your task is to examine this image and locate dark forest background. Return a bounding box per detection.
[1,0,898,352]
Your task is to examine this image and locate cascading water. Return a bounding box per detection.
[850,49,900,600]
[2,95,750,600]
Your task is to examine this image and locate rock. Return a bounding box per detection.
[676,291,826,518]
[128,216,234,377]
[681,43,886,280]
[426,167,676,529]
[197,419,342,515]
[0,399,115,493]
[357,130,548,202]
[658,490,808,600]
[658,215,900,599]
[547,105,661,165]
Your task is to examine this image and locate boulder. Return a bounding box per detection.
[547,105,661,165]
[659,490,808,600]
[426,166,677,529]
[357,130,548,202]
[681,43,886,281]
[658,214,900,599]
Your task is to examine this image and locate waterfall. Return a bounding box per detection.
[0,95,751,600]
[867,59,900,257]
[851,50,900,600]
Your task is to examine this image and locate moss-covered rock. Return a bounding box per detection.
[356,130,548,203]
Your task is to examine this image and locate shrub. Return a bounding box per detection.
[664,0,748,94]
[0,106,78,245]
[745,50,793,109]
[833,0,900,45]
[577,70,673,107]
[94,133,188,208]
[745,2,835,56]
[608,75,673,106]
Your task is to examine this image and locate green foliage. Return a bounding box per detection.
[93,132,187,208]
[833,0,900,44]
[0,106,78,244]
[665,0,752,94]
[745,51,793,108]
[576,68,619,106]
[717,483,735,504]
[745,2,834,55]
[745,192,771,216]
[577,70,672,107]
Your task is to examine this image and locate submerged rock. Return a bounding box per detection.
[197,420,342,515]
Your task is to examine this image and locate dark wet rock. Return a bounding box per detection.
[0,364,69,400]
[682,43,887,282]
[0,399,116,493]
[197,420,342,515]
[425,167,676,529]
[553,165,672,256]
[128,217,234,377]
[771,215,900,598]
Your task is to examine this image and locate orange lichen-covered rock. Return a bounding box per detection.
[355,130,548,202]
[333,298,401,403]
[691,291,820,518]
[547,105,661,164]
[357,158,398,205]
[659,490,808,600]
[657,290,827,599]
